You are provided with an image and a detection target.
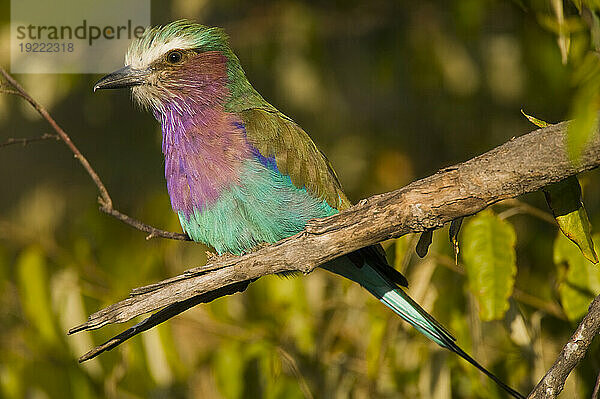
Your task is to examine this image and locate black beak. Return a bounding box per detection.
[93,66,149,92]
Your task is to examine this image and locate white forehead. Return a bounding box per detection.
[125,36,195,69]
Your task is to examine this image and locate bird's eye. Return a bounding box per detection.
[167,50,183,64]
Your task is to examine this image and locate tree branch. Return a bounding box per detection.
[76,280,254,362]
[527,295,600,398]
[3,68,600,397]
[592,369,600,399]
[0,133,60,148]
[0,67,190,241]
[67,119,600,370]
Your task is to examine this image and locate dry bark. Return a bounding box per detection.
[527,295,600,399]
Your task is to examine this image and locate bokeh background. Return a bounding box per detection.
[1,0,600,398]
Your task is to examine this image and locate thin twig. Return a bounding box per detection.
[277,347,315,399]
[593,370,600,399]
[434,253,567,320]
[0,67,112,208]
[512,290,566,321]
[0,87,25,97]
[0,67,190,241]
[497,199,557,225]
[0,133,60,148]
[100,207,190,241]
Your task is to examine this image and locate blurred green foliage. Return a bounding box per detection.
[1,0,600,398]
[555,232,600,320]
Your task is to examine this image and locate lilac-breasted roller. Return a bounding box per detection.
[94,20,523,398]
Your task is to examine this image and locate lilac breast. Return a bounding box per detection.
[158,104,252,217]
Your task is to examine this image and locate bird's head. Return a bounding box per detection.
[94,20,244,113]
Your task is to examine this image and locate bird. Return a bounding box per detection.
[94,20,524,398]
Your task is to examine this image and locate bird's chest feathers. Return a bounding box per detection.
[158,106,336,255]
[161,107,251,215]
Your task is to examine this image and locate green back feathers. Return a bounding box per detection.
[241,107,351,211]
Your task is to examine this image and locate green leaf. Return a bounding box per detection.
[0,362,24,399]
[589,7,600,51]
[537,14,584,36]
[544,176,598,263]
[572,0,600,13]
[141,325,174,385]
[461,210,517,321]
[366,316,386,378]
[568,52,600,161]
[520,109,551,128]
[554,232,600,320]
[68,369,94,399]
[16,247,59,344]
[394,234,413,270]
[214,341,244,399]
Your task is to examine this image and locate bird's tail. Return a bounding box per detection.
[322,251,524,399]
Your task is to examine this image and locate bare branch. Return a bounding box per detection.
[527,295,600,398]
[0,67,190,241]
[99,206,190,241]
[0,87,26,98]
[76,280,253,362]
[0,133,60,148]
[497,198,557,225]
[68,120,600,368]
[0,67,113,208]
